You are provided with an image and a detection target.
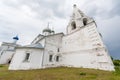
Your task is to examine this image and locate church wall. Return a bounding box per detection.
[86,23,104,48]
[62,22,104,53]
[42,34,63,67]
[95,49,114,71]
[61,49,114,71]
[0,43,16,64]
[0,46,8,51]
[38,39,45,47]
[9,48,43,70]
[0,45,11,54]
[61,22,114,71]
[62,24,91,52]
[0,51,14,64]
[61,52,95,68]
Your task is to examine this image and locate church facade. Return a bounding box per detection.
[8,5,114,71]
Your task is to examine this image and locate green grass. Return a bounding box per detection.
[0,65,120,80]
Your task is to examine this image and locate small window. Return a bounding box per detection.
[71,21,76,30]
[83,18,87,26]
[56,56,59,62]
[49,55,53,62]
[24,53,30,62]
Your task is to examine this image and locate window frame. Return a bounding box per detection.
[71,21,76,30]
[49,54,53,62]
[24,53,30,62]
[83,18,87,26]
[56,56,59,62]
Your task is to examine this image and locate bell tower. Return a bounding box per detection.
[67,4,93,34]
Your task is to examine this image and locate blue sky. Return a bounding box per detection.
[0,0,120,59]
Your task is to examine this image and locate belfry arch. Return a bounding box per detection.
[71,21,76,30]
[83,18,87,26]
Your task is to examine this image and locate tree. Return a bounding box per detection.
[113,59,120,66]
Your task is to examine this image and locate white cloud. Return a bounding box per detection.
[0,0,119,59]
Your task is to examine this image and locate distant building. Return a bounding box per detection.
[0,36,20,64]
[8,4,114,71]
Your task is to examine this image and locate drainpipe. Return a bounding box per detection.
[41,38,46,68]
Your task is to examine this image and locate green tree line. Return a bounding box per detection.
[113,59,120,66]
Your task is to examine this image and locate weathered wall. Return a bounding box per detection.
[38,39,45,47]
[61,22,114,71]
[0,43,16,64]
[0,51,14,64]
[9,48,43,70]
[42,33,63,67]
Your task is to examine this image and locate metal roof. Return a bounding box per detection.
[24,43,44,49]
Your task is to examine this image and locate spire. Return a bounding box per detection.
[47,22,50,29]
[72,4,85,19]
[42,22,52,36]
[51,27,55,34]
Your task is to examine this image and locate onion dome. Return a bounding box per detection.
[73,4,77,8]
[43,23,52,33]
[13,36,19,40]
[51,27,55,34]
[42,27,52,33]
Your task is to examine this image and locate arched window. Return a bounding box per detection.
[71,21,76,30]
[56,56,59,62]
[83,18,87,26]
[24,53,30,62]
[48,51,54,62]
[55,54,62,62]
[49,55,53,62]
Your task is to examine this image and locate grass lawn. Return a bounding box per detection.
[0,65,120,80]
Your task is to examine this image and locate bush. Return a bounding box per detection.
[79,72,86,76]
[113,60,120,66]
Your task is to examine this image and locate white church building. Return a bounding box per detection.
[0,36,20,64]
[2,4,115,71]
